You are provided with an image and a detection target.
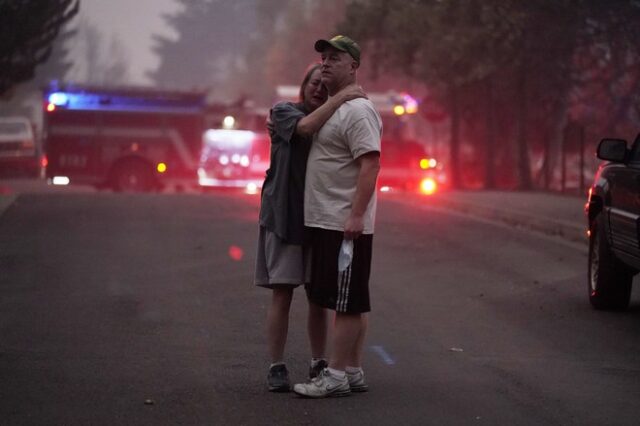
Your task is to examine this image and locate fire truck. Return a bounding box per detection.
[269,86,445,195]
[197,103,270,193]
[196,89,445,195]
[369,91,446,195]
[43,84,206,191]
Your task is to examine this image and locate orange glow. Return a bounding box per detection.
[393,105,405,116]
[157,162,167,173]
[41,156,48,168]
[228,245,244,261]
[419,178,437,195]
[587,229,591,237]
[405,104,418,114]
[419,158,438,169]
[46,103,56,112]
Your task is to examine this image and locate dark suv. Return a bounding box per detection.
[586,134,640,310]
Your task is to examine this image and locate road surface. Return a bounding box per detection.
[1,190,639,425]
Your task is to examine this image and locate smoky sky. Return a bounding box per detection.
[80,0,179,84]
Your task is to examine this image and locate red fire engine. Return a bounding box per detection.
[43,84,206,191]
[197,103,270,193]
[369,91,446,195]
[197,89,445,195]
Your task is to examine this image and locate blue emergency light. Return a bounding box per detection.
[48,92,69,106]
[44,86,205,113]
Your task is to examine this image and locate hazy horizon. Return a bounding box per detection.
[77,0,179,85]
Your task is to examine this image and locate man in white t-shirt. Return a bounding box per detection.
[293,35,382,398]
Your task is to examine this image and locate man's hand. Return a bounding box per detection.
[344,214,365,240]
[336,84,367,104]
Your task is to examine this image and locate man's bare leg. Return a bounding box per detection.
[330,312,364,371]
[307,301,328,359]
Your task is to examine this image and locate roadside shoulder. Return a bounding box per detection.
[385,190,587,244]
[0,195,17,218]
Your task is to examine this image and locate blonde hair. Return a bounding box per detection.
[299,63,322,103]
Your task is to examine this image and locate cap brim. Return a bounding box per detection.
[314,39,346,53]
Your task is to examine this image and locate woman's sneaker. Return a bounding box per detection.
[293,368,350,398]
[346,369,368,392]
[267,364,290,392]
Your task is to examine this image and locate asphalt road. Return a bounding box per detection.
[1,191,640,425]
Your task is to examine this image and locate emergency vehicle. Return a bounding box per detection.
[196,89,444,195]
[43,84,206,191]
[197,104,270,193]
[369,91,446,195]
[269,87,445,195]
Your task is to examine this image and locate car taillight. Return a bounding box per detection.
[419,177,437,195]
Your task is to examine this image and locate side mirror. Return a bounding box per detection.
[597,138,628,163]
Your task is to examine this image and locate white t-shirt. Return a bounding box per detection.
[304,97,382,234]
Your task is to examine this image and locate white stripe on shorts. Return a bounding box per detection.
[336,265,352,312]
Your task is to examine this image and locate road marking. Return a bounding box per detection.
[370,345,395,365]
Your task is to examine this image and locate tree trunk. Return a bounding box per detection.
[516,62,533,190]
[484,76,496,189]
[545,96,569,190]
[449,84,462,189]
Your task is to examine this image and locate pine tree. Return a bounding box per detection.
[148,0,259,93]
[0,0,79,95]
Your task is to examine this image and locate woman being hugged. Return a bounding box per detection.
[254,63,365,392]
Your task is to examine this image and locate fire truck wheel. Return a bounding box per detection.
[111,160,156,192]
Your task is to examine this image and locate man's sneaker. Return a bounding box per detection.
[267,364,290,392]
[308,359,328,379]
[347,369,368,392]
[293,368,350,398]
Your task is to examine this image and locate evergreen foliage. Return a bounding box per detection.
[148,0,259,91]
[0,0,79,95]
[340,0,640,189]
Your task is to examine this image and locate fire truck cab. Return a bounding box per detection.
[43,84,206,191]
[197,104,270,193]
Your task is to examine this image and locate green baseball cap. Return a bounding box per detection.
[314,35,361,64]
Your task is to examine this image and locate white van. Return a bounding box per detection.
[0,116,42,178]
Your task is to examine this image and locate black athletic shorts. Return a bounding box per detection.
[307,227,373,314]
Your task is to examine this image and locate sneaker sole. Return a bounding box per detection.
[293,388,351,398]
[350,384,368,392]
